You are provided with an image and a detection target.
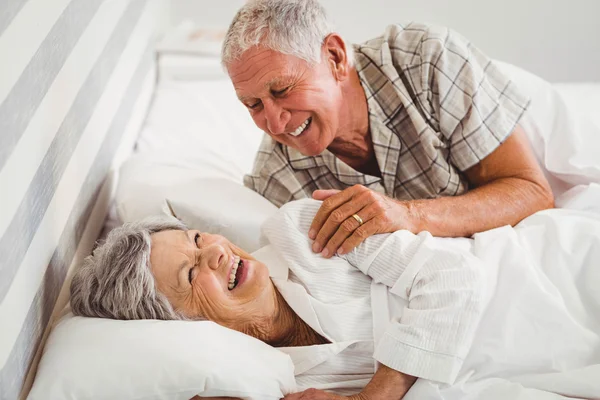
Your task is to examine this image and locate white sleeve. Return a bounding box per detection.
[342,229,425,286]
[344,231,486,384]
[264,200,485,384]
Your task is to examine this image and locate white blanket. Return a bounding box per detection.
[404,185,600,400]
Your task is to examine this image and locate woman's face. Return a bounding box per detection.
[150,229,276,332]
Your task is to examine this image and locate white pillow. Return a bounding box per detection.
[134,79,264,178]
[165,179,278,252]
[28,314,296,400]
[116,158,278,252]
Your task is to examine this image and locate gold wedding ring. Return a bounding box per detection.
[351,213,364,225]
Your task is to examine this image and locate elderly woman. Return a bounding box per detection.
[70,199,485,399]
[221,0,554,259]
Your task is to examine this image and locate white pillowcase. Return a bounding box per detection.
[28,314,296,400]
[116,157,278,252]
[165,178,278,252]
[134,79,264,180]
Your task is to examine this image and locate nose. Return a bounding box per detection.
[200,244,229,271]
[262,99,291,135]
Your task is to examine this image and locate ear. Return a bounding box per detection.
[322,33,350,81]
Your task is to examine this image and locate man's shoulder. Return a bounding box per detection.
[355,22,468,67]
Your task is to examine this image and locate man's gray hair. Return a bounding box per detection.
[70,216,188,321]
[222,0,352,67]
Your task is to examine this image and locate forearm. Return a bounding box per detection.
[346,227,485,384]
[356,364,416,400]
[372,245,485,384]
[408,176,554,237]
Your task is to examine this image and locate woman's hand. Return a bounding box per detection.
[283,388,368,400]
[309,185,419,258]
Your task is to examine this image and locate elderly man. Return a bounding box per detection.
[221,0,554,260]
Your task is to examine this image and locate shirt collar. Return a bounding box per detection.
[252,245,368,376]
[252,245,328,339]
[355,47,404,196]
[252,245,288,280]
[282,139,383,187]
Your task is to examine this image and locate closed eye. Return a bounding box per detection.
[246,101,262,110]
[188,233,202,284]
[272,87,289,96]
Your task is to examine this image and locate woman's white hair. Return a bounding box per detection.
[70,216,189,321]
[221,0,352,67]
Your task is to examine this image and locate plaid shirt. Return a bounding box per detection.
[244,22,530,207]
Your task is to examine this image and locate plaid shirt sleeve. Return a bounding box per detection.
[412,26,530,171]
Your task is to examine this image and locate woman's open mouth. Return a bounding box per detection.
[228,256,245,290]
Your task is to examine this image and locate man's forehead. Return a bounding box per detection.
[230,50,303,94]
[264,75,294,87]
[234,73,297,102]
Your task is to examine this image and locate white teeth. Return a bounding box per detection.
[228,255,241,290]
[290,118,310,137]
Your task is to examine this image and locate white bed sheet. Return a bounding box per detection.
[554,83,600,127]
[402,185,600,400]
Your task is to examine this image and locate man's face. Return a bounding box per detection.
[227,47,344,156]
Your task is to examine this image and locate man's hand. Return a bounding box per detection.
[283,388,367,400]
[309,185,417,258]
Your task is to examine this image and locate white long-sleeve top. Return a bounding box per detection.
[253,199,486,394]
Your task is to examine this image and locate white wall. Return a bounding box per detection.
[169,0,245,29]
[169,0,600,82]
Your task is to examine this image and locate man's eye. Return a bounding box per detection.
[194,233,201,246]
[247,101,261,110]
[188,267,194,284]
[272,87,289,96]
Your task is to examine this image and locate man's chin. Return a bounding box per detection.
[292,139,329,157]
[296,147,324,157]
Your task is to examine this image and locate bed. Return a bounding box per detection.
[15,18,600,400]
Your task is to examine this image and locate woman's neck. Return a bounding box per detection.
[267,290,329,347]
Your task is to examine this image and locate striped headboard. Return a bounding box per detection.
[0,1,169,398]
